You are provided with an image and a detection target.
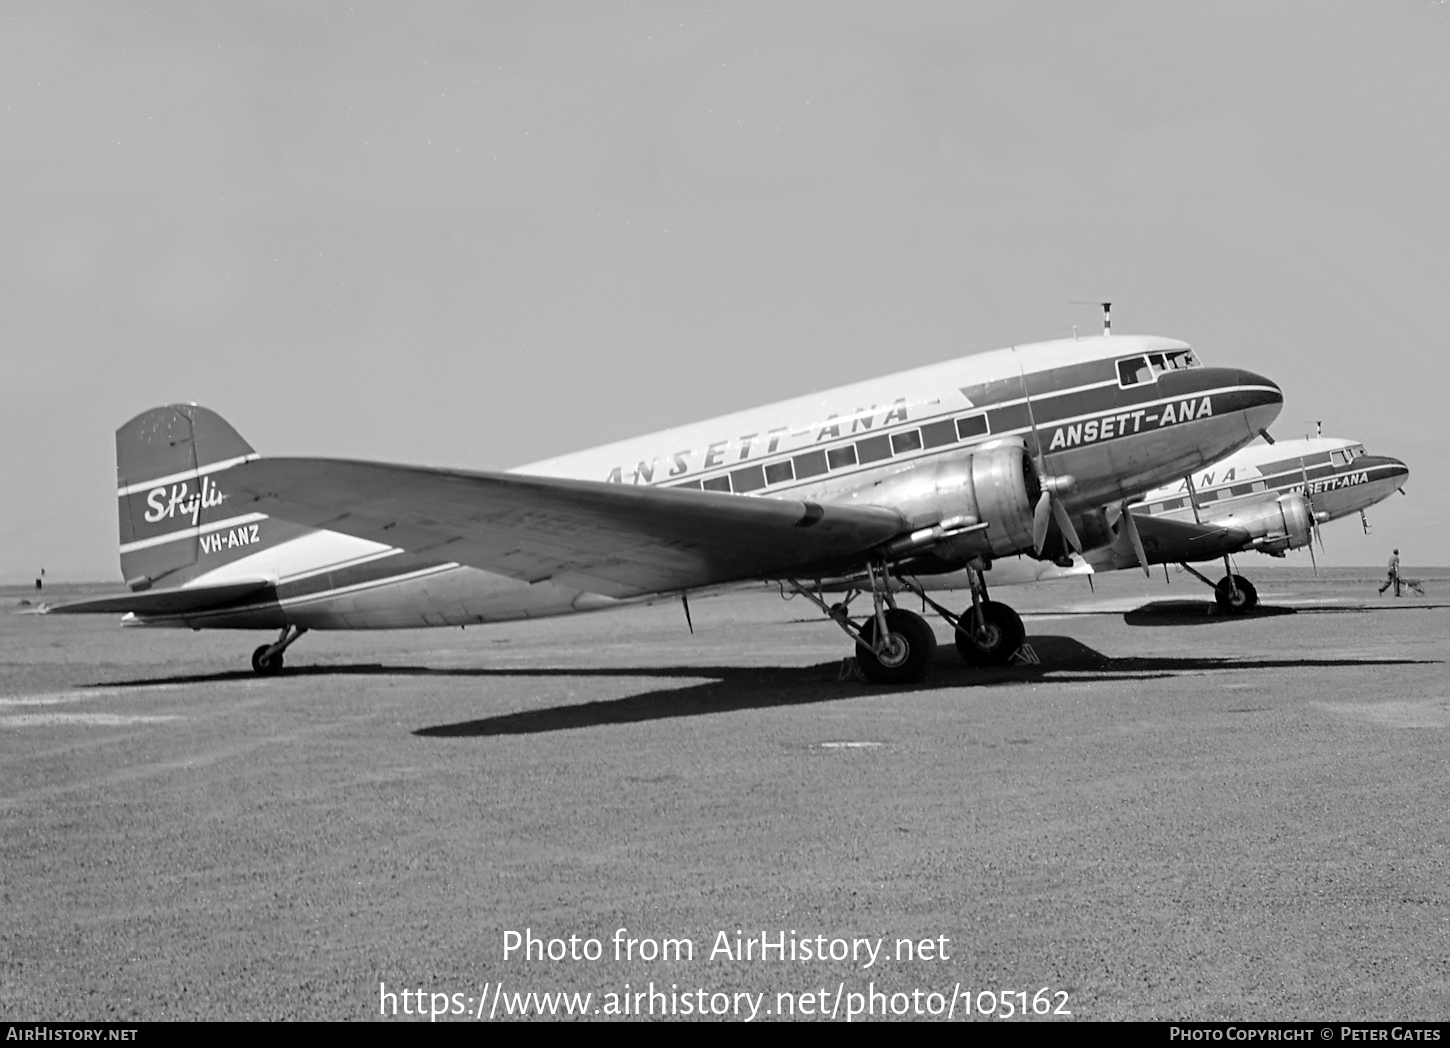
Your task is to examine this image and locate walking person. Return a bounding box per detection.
[1378,549,1401,596]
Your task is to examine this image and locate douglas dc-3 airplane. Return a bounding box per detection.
[50,333,1283,683]
[1096,435,1410,609]
[873,432,1410,604]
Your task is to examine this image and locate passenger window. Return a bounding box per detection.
[764,460,794,485]
[1116,356,1155,386]
[956,414,989,440]
[890,430,923,455]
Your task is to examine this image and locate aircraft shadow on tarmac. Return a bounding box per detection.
[1121,600,1297,626]
[89,635,1435,738]
[410,634,1436,737]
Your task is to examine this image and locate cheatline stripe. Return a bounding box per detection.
[962,376,1122,410]
[271,546,403,585]
[116,453,259,498]
[119,512,267,554]
[691,382,1280,497]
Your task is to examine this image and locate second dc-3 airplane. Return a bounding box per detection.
[52,332,1284,683]
[1100,435,1410,609]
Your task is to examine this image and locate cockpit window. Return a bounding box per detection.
[1119,349,1198,386]
[1349,445,1366,460]
[1330,450,1349,467]
[1117,356,1155,386]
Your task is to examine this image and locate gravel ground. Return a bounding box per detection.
[2,568,1447,1021]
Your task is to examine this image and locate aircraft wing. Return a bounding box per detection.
[225,458,909,598]
[1085,510,1254,571]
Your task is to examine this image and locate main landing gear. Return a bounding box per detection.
[789,558,1029,684]
[251,625,308,676]
[903,562,1025,667]
[1178,557,1259,613]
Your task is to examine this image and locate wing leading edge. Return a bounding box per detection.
[224,458,909,598]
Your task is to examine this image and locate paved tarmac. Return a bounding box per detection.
[2,567,1447,1021]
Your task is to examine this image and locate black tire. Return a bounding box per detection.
[1214,575,1258,613]
[856,609,937,684]
[954,600,1026,665]
[251,645,284,676]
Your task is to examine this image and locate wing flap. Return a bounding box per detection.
[224,458,908,597]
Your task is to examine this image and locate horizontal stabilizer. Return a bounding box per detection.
[44,580,274,616]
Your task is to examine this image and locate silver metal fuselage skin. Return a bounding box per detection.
[123,335,1282,630]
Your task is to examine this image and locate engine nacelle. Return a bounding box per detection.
[1206,492,1314,554]
[838,440,1040,561]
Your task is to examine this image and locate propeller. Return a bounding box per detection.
[1300,460,1323,576]
[1020,370,1082,557]
[1032,474,1082,557]
[1119,501,1151,577]
[1182,472,1203,524]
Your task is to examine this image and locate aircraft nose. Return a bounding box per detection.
[1358,455,1410,487]
[1229,368,1283,430]
[1234,369,1283,407]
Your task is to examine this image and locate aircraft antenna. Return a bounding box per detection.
[1069,300,1112,336]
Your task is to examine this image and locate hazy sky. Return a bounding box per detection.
[4,1,1446,580]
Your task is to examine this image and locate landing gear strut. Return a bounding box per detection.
[789,563,936,684]
[955,601,1026,665]
[791,558,1031,682]
[898,563,1026,666]
[251,625,307,676]
[1179,558,1259,614]
[855,609,938,684]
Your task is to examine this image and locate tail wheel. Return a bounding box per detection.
[954,600,1026,665]
[856,609,937,684]
[251,645,284,676]
[1214,575,1258,613]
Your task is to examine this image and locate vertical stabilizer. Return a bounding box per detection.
[115,405,258,589]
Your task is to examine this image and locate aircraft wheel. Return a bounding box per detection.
[251,645,284,676]
[954,600,1026,665]
[856,609,936,684]
[1214,575,1258,613]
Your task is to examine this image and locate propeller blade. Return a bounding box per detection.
[1033,490,1053,554]
[1121,503,1151,577]
[1051,495,1083,554]
[1308,536,1318,577]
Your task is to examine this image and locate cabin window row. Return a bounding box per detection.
[672,412,990,493]
[1147,480,1272,514]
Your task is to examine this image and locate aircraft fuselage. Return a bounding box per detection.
[117,334,1281,631]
